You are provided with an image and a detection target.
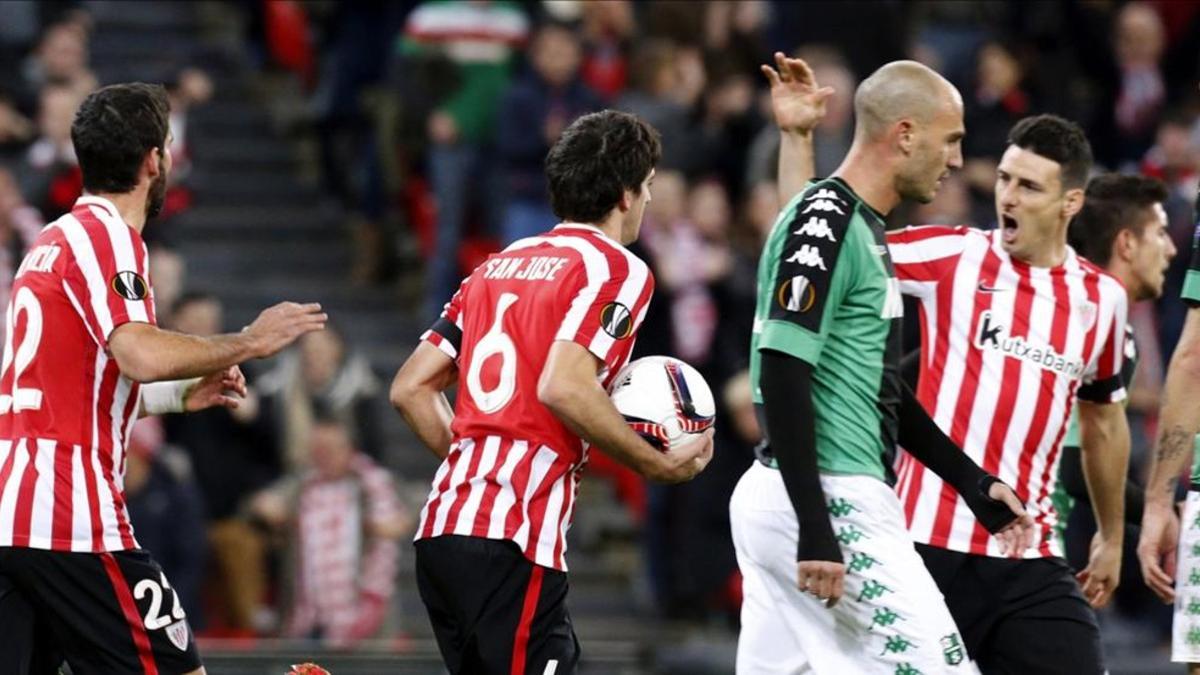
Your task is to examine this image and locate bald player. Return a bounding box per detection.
[731,55,1030,674]
[773,52,1134,673]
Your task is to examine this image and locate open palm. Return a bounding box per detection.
[761,51,835,134]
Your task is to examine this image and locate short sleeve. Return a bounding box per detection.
[886,225,970,299]
[757,189,858,367]
[554,246,654,364]
[1078,286,1128,404]
[421,275,471,361]
[59,207,155,348]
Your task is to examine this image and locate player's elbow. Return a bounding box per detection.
[389,372,418,413]
[108,329,167,382]
[537,371,574,417]
[1171,338,1200,384]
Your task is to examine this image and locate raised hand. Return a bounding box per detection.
[761,50,835,135]
[245,302,327,358]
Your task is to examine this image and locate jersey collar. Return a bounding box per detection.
[553,222,609,239]
[75,195,121,220]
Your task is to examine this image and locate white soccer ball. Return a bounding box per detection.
[608,356,716,451]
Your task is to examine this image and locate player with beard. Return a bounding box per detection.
[0,83,327,674]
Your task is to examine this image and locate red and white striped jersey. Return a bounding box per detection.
[889,226,1127,558]
[416,223,654,570]
[0,196,156,552]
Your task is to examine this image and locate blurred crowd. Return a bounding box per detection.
[0,0,1199,655]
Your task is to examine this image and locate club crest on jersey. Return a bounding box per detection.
[1075,301,1097,332]
[600,302,634,339]
[778,275,816,313]
[111,271,147,301]
[940,633,965,666]
[165,619,190,651]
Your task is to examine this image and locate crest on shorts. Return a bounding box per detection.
[600,302,634,339]
[940,633,965,666]
[111,271,148,301]
[165,619,190,651]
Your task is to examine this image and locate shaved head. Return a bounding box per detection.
[854,60,962,141]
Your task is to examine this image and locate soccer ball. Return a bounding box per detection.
[608,356,715,451]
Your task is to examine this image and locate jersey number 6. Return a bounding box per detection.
[466,292,519,414]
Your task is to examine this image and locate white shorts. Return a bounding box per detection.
[730,462,975,675]
[1173,490,1200,663]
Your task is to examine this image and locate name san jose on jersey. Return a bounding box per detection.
[418,223,654,571]
[888,225,1127,558]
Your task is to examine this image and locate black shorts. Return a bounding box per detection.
[415,535,580,675]
[917,544,1102,675]
[0,547,201,675]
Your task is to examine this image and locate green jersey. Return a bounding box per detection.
[750,178,904,480]
[1184,220,1200,484]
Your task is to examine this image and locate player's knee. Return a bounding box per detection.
[183,667,206,675]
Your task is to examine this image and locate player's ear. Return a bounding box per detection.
[895,119,915,156]
[143,146,162,180]
[617,188,633,213]
[1114,227,1137,263]
[1061,187,1084,221]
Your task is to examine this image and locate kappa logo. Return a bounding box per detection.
[793,216,837,242]
[165,619,190,651]
[777,275,816,313]
[786,244,827,270]
[802,199,845,215]
[111,271,148,301]
[599,302,634,339]
[805,188,845,204]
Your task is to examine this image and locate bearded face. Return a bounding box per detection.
[145,150,167,220]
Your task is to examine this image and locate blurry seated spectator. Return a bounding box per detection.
[0,94,35,160]
[497,21,602,244]
[401,0,529,321]
[124,418,208,628]
[162,292,281,635]
[253,416,411,648]
[617,40,697,174]
[961,41,1033,207]
[19,81,83,220]
[259,323,385,469]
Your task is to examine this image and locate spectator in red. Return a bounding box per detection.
[256,416,411,648]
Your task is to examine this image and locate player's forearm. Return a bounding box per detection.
[777,129,817,207]
[1078,401,1130,542]
[760,350,841,563]
[1146,310,1200,507]
[110,323,261,382]
[540,378,668,481]
[394,389,454,459]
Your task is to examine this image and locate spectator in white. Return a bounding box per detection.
[255,416,410,647]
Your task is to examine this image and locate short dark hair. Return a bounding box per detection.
[72,83,170,194]
[545,110,661,224]
[1068,173,1168,266]
[1006,114,1092,190]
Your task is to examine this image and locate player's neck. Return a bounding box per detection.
[833,149,899,216]
[88,189,148,232]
